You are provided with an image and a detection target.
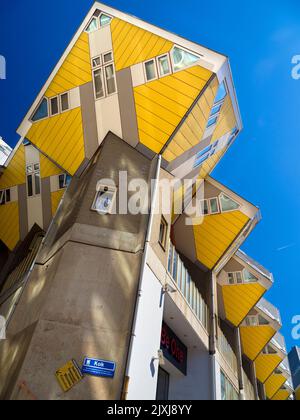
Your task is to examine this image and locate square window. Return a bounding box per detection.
[60,93,69,112]
[236,272,243,284]
[228,273,235,285]
[99,14,112,27]
[26,165,33,174]
[159,216,168,249]
[34,163,40,171]
[207,116,218,128]
[209,198,219,214]
[145,60,157,81]
[50,97,59,116]
[103,52,113,63]
[92,56,101,68]
[157,55,171,76]
[58,174,66,189]
[91,186,116,215]
[27,174,33,197]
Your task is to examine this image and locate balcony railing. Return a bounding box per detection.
[243,370,255,401]
[236,250,274,283]
[168,243,209,331]
[217,327,238,376]
[256,298,281,325]
[271,332,287,355]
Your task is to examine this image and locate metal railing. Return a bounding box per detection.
[217,327,238,376]
[236,250,274,283]
[271,332,287,355]
[256,298,281,325]
[243,370,255,401]
[168,243,209,331]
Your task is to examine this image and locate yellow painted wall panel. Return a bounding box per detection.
[255,354,282,384]
[45,32,92,97]
[0,202,19,251]
[296,386,300,400]
[111,18,173,71]
[222,283,266,327]
[40,154,63,179]
[211,95,237,143]
[26,108,85,176]
[51,190,65,216]
[134,66,212,156]
[162,77,217,162]
[193,211,249,270]
[0,145,25,189]
[265,374,287,399]
[272,390,290,401]
[240,325,276,361]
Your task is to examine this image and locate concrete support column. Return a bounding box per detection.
[250,361,260,400]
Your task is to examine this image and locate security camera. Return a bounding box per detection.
[157,350,165,366]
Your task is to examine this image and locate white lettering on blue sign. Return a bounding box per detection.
[82,358,116,378]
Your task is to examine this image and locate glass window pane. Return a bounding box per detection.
[219,193,240,212]
[92,56,101,68]
[93,69,104,99]
[158,55,170,76]
[105,64,116,94]
[100,14,112,27]
[236,272,243,284]
[258,315,269,326]
[50,97,59,116]
[59,174,65,189]
[5,189,10,203]
[27,175,33,197]
[26,165,33,174]
[145,60,156,81]
[172,46,199,71]
[210,198,219,214]
[35,172,41,195]
[210,104,222,116]
[0,191,5,205]
[168,245,173,273]
[86,17,98,33]
[172,251,178,281]
[215,81,227,103]
[103,52,113,63]
[207,116,218,128]
[34,163,40,171]
[228,273,235,285]
[60,93,69,112]
[31,98,48,122]
[243,269,258,283]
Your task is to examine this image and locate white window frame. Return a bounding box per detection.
[30,97,49,123]
[60,92,70,113]
[92,51,117,100]
[170,45,202,74]
[58,174,70,190]
[219,193,241,214]
[85,16,99,33]
[227,269,258,285]
[91,184,117,215]
[156,53,172,77]
[26,163,41,198]
[50,96,60,116]
[99,12,113,27]
[144,58,158,82]
[0,189,10,205]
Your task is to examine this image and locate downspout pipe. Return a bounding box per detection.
[209,270,217,401]
[235,328,245,400]
[122,154,162,400]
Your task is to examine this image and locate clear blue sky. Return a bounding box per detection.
[0,0,299,351]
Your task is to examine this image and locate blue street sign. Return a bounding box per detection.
[82,358,116,378]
